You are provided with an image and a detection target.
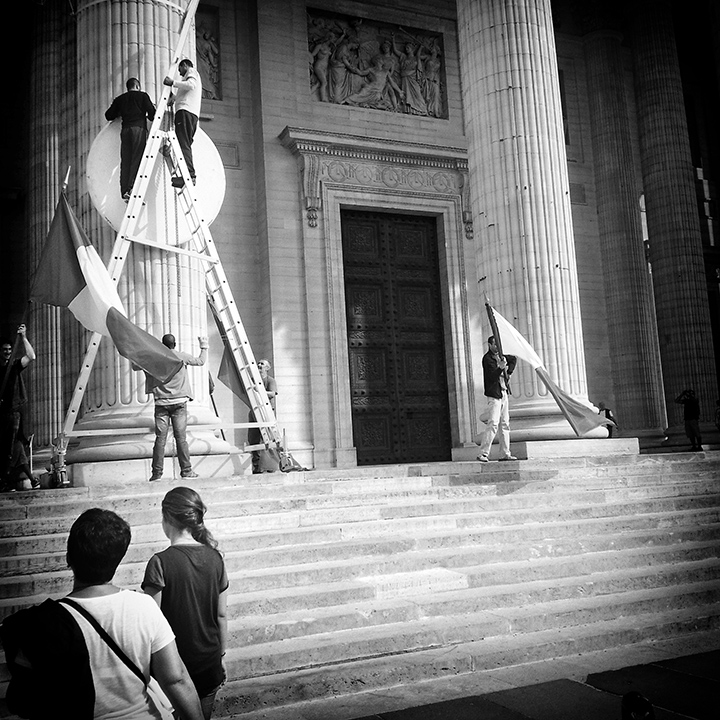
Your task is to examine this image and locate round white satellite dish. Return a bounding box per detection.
[86,119,226,244]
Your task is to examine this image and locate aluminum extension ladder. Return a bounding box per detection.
[63,0,283,457]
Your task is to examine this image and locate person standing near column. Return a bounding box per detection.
[143,333,208,482]
[164,59,202,188]
[674,388,703,451]
[247,359,278,474]
[477,335,517,462]
[104,77,156,201]
[1,325,36,491]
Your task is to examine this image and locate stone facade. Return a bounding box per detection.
[3,0,718,474]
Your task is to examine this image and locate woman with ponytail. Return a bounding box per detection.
[142,487,228,719]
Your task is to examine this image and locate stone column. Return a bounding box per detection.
[68,0,221,465]
[27,2,77,449]
[457,0,596,440]
[581,12,666,440]
[631,0,718,438]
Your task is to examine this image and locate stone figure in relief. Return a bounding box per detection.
[392,30,428,116]
[375,40,401,110]
[329,37,359,104]
[309,31,340,102]
[421,40,443,117]
[306,11,445,118]
[196,28,220,100]
[345,54,404,110]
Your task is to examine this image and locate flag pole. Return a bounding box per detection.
[61,165,71,194]
[484,294,511,395]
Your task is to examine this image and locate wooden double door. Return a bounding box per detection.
[341,210,452,465]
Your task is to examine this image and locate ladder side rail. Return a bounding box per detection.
[62,332,103,436]
[62,0,200,435]
[161,136,284,449]
[203,256,283,447]
[161,127,195,190]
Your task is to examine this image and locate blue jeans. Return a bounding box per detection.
[152,403,192,476]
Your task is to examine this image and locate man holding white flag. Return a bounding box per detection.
[477,336,517,463]
[485,302,615,439]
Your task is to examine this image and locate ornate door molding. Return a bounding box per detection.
[280,126,483,467]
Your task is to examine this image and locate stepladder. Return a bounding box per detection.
[63,0,298,470]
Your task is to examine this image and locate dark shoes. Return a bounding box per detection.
[171,177,196,189]
[148,474,162,482]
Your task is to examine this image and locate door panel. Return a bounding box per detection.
[342,210,451,465]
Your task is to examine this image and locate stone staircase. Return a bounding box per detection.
[1,452,720,719]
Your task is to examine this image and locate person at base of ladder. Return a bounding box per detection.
[139,333,208,482]
[164,59,202,189]
[104,78,156,202]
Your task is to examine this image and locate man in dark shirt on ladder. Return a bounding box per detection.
[105,77,156,202]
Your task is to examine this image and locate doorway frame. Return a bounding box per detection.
[324,185,475,464]
[281,126,485,468]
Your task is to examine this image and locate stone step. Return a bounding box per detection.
[220,551,720,619]
[0,454,719,719]
[3,501,718,599]
[222,583,720,679]
[4,495,718,569]
[2,491,719,582]
[3,516,718,618]
[3,475,717,543]
[212,603,720,716]
[224,560,720,648]
[2,454,717,526]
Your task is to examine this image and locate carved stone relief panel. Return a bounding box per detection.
[197,5,221,100]
[307,7,447,118]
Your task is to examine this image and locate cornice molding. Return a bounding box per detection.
[280,126,470,228]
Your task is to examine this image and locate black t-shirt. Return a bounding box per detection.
[0,359,25,413]
[679,395,700,421]
[142,544,228,695]
[105,90,156,128]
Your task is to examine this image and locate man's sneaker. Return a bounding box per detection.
[171,177,185,188]
[122,191,131,202]
[148,474,162,482]
[476,454,489,463]
[180,470,199,479]
[499,455,518,461]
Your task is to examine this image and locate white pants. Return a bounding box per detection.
[478,395,511,458]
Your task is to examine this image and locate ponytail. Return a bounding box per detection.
[161,486,218,550]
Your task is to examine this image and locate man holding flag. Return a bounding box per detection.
[1,325,37,490]
[482,299,616,441]
[477,335,517,463]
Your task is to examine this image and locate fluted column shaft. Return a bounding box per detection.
[631,0,718,431]
[27,2,76,449]
[69,0,212,461]
[583,27,666,437]
[457,0,592,440]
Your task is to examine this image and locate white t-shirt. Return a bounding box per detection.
[61,590,175,719]
[172,67,202,118]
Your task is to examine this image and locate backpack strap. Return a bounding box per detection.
[59,598,147,687]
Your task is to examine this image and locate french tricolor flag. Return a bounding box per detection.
[30,193,182,383]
